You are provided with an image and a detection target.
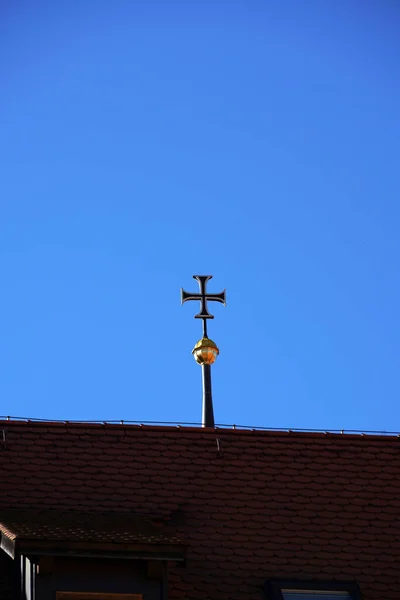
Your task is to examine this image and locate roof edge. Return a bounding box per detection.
[0,418,399,441]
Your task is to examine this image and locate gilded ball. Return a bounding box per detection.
[192,337,220,365]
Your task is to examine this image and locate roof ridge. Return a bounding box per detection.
[0,417,399,440]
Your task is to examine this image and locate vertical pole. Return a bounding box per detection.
[202,363,215,427]
[202,318,208,338]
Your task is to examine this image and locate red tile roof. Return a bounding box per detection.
[1,420,400,600]
[0,509,182,557]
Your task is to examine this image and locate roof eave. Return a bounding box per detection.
[1,532,15,559]
[1,535,185,562]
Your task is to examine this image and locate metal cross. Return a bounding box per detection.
[181,275,226,337]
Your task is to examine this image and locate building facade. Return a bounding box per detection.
[0,419,399,599]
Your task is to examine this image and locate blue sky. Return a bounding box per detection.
[1,1,400,431]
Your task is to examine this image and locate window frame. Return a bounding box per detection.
[264,579,361,600]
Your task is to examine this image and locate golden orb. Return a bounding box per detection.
[192,337,220,365]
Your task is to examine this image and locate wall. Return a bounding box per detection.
[35,557,163,600]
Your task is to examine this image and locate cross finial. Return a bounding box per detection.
[181,275,226,428]
[181,275,226,337]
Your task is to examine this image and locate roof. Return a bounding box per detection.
[0,509,182,559]
[1,420,400,600]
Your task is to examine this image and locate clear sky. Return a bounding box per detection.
[1,1,400,431]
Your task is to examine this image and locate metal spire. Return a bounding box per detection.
[181,275,226,428]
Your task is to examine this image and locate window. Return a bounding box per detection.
[265,580,360,600]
